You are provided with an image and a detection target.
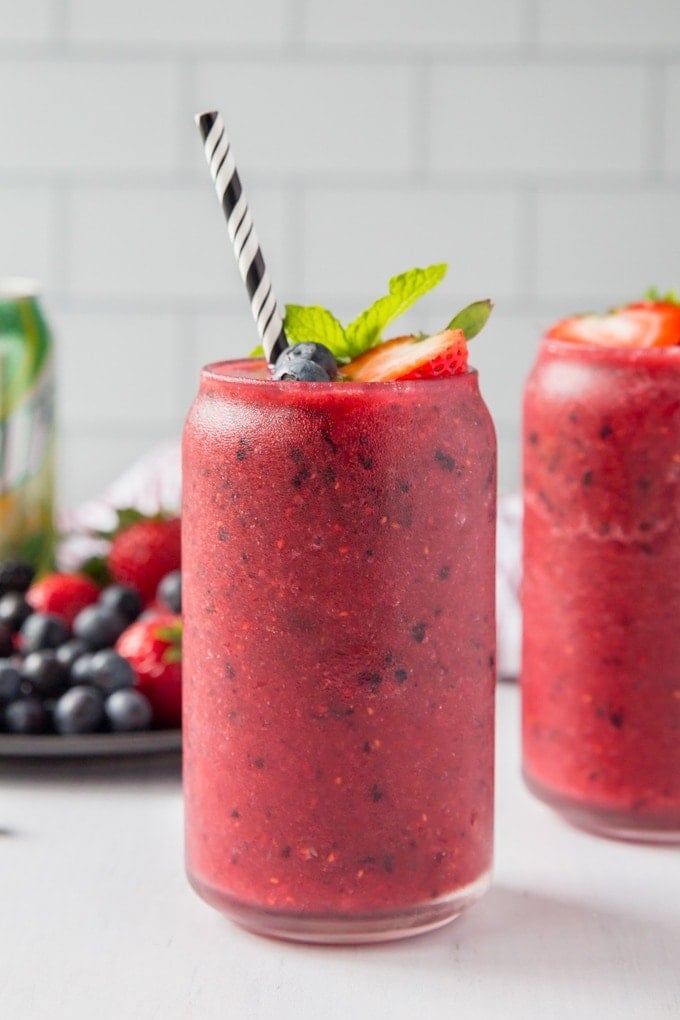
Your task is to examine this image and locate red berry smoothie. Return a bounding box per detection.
[182,360,496,942]
[522,338,680,841]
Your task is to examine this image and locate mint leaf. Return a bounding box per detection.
[283,305,350,359]
[344,264,447,357]
[447,299,493,340]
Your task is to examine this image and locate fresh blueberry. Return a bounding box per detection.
[53,686,105,735]
[55,638,89,676]
[20,612,70,653]
[72,605,127,650]
[68,652,97,687]
[274,343,338,380]
[157,570,181,613]
[0,660,22,703]
[105,689,153,732]
[0,592,33,633]
[87,649,136,695]
[4,696,50,735]
[0,559,35,595]
[99,584,143,623]
[20,650,68,698]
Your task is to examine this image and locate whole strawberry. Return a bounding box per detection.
[115,612,182,727]
[27,573,101,628]
[108,514,181,603]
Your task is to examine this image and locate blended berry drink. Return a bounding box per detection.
[522,300,680,842]
[182,266,497,942]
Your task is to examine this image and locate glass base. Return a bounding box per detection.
[187,869,492,944]
[524,771,680,845]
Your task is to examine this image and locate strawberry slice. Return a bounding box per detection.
[547,302,680,349]
[343,329,468,382]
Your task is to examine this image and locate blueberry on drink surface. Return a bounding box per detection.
[273,342,338,381]
[20,612,70,653]
[105,688,153,732]
[53,686,105,735]
[273,358,331,382]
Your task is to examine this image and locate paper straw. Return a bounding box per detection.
[196,111,288,367]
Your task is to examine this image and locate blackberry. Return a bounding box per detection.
[0,559,35,595]
[0,622,14,657]
[0,592,33,633]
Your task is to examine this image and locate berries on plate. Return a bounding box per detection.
[0,546,183,738]
[115,613,182,728]
[107,513,181,603]
[27,572,101,627]
[343,328,469,382]
[547,299,680,349]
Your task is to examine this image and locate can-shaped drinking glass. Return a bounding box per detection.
[182,360,496,942]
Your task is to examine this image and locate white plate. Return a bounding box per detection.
[0,729,182,758]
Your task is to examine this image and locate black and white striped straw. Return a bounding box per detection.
[196,110,288,367]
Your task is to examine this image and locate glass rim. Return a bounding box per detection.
[540,334,680,366]
[200,357,480,390]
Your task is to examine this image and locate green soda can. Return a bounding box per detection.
[0,280,56,573]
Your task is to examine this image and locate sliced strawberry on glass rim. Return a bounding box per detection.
[547,302,680,349]
[343,328,468,382]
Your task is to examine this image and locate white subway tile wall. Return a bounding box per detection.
[0,0,678,504]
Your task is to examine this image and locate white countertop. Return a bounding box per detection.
[1,683,678,1020]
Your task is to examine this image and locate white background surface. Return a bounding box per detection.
[1,0,680,502]
[1,683,678,1020]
